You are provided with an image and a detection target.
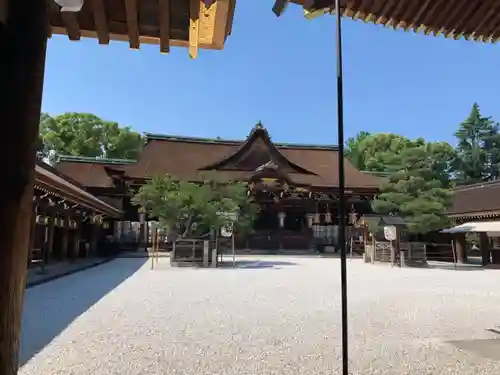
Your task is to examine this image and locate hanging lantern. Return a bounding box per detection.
[44,216,50,225]
[103,221,110,229]
[348,210,358,225]
[314,212,320,224]
[278,212,286,228]
[306,214,315,228]
[325,212,332,223]
[53,0,84,12]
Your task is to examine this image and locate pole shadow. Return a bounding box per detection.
[217,260,298,269]
[19,258,147,367]
[486,327,500,335]
[407,261,485,271]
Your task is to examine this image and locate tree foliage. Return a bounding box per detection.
[371,144,453,234]
[453,103,500,184]
[345,131,371,170]
[131,174,259,238]
[345,131,456,233]
[39,112,143,162]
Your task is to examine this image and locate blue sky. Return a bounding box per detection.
[42,1,500,146]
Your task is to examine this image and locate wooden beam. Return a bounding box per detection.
[0,0,7,25]
[0,0,48,374]
[124,0,140,49]
[211,0,231,49]
[45,0,53,38]
[158,0,170,53]
[90,0,109,44]
[61,11,81,40]
[225,0,235,39]
[189,0,201,59]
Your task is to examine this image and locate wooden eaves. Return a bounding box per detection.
[35,162,122,217]
[48,0,236,58]
[291,0,500,42]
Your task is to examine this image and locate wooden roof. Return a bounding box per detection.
[55,124,384,191]
[292,0,500,42]
[49,0,235,57]
[448,181,500,219]
[35,160,122,217]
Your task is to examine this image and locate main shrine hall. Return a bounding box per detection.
[55,123,383,251]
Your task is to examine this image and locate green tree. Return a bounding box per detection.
[345,132,422,172]
[131,174,258,238]
[371,145,453,234]
[453,103,500,184]
[39,112,143,161]
[345,131,371,170]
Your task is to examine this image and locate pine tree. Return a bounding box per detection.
[454,103,500,184]
[371,145,452,234]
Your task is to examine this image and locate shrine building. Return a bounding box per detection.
[55,123,383,251]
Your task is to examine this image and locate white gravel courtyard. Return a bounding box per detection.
[19,256,500,375]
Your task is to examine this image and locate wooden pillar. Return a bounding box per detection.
[0,0,48,373]
[60,217,70,261]
[71,219,81,261]
[46,214,55,262]
[90,222,99,257]
[479,232,491,266]
[454,233,467,264]
[27,203,37,266]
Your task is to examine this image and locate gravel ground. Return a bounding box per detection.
[19,256,500,375]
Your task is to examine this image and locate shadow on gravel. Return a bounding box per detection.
[19,258,147,367]
[448,338,500,360]
[407,262,485,272]
[218,260,298,269]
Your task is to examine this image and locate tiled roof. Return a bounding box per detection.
[448,180,500,217]
[55,127,384,191]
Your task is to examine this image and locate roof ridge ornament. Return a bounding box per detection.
[54,0,83,12]
[255,160,279,172]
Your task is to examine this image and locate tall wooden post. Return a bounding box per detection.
[61,217,70,260]
[90,221,99,257]
[454,233,467,264]
[28,203,37,266]
[46,214,55,262]
[0,0,48,373]
[479,232,491,266]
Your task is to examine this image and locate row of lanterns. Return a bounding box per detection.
[276,210,358,228]
[35,215,109,228]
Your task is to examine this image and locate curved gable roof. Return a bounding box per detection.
[200,124,316,175]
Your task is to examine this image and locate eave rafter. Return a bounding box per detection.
[124,0,140,49]
[290,0,500,43]
[159,0,171,53]
[90,0,109,44]
[190,0,201,59]
[61,9,81,40]
[47,0,234,56]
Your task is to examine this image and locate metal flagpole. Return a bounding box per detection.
[334,0,349,374]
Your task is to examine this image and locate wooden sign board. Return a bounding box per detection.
[221,226,233,238]
[384,225,397,241]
